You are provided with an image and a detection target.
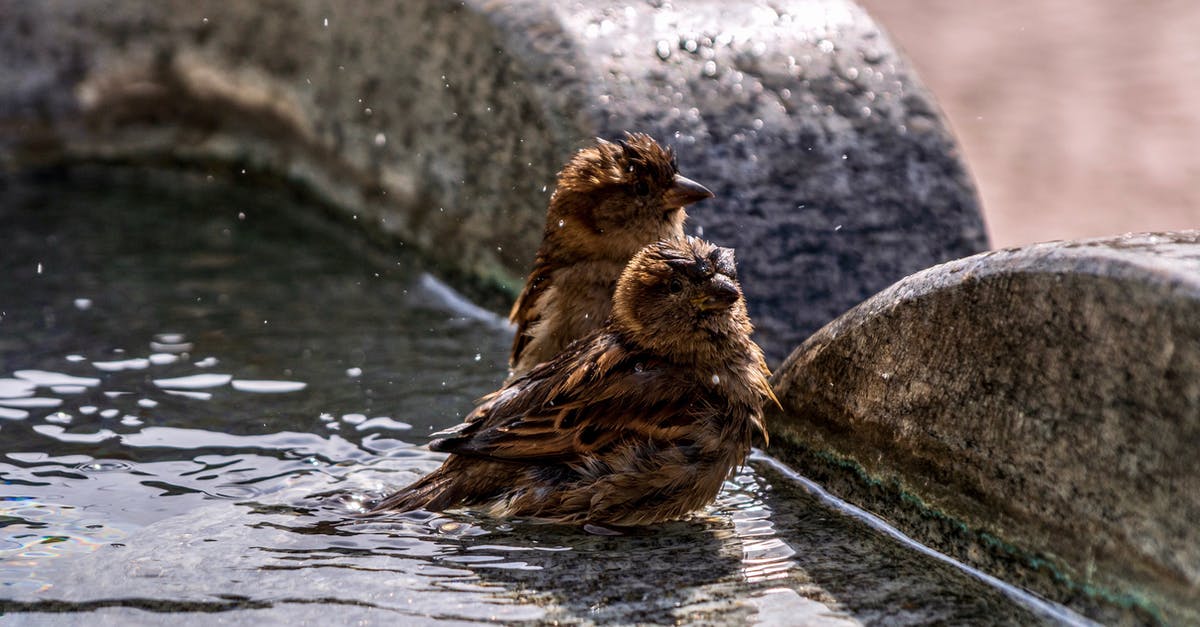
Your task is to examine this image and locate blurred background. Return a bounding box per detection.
[860,0,1200,247]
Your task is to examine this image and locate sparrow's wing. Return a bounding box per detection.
[507,255,555,366]
[432,339,701,464]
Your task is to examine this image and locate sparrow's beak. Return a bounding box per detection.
[692,274,740,311]
[663,174,714,208]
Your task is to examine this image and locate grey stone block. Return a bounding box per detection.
[770,232,1200,624]
[0,0,986,363]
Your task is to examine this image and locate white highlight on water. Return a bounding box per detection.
[93,358,150,372]
[50,386,87,394]
[354,416,413,431]
[163,390,213,401]
[14,370,101,387]
[153,374,232,389]
[231,380,307,393]
[33,425,117,443]
[0,397,63,409]
[341,413,367,425]
[0,407,29,420]
[149,353,179,365]
[0,379,36,399]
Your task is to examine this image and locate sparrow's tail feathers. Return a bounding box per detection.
[369,467,458,514]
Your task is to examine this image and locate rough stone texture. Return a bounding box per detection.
[0,0,987,363]
[770,232,1200,625]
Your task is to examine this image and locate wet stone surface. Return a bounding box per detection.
[0,0,987,364]
[543,1,989,364]
[0,169,1063,624]
[771,233,1200,625]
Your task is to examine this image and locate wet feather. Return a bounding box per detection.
[373,236,773,526]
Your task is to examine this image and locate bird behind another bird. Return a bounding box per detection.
[508,132,713,377]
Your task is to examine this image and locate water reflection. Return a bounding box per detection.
[0,169,1076,624]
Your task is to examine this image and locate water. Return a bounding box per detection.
[0,169,1075,624]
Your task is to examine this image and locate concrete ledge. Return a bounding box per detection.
[770,232,1200,624]
[0,0,987,361]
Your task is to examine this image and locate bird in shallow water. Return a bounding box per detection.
[508,132,713,377]
[372,236,776,526]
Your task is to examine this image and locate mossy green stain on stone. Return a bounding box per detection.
[771,427,1172,625]
[771,232,1200,625]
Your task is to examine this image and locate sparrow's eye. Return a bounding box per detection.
[668,278,684,294]
[635,180,650,196]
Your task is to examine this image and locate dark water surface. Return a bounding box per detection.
[0,170,1076,625]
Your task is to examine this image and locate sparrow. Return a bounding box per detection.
[508,132,713,377]
[372,236,777,526]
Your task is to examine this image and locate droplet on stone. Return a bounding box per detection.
[655,40,672,60]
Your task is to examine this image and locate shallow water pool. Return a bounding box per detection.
[0,169,1079,625]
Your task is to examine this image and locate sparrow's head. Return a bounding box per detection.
[612,236,752,361]
[548,133,712,259]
